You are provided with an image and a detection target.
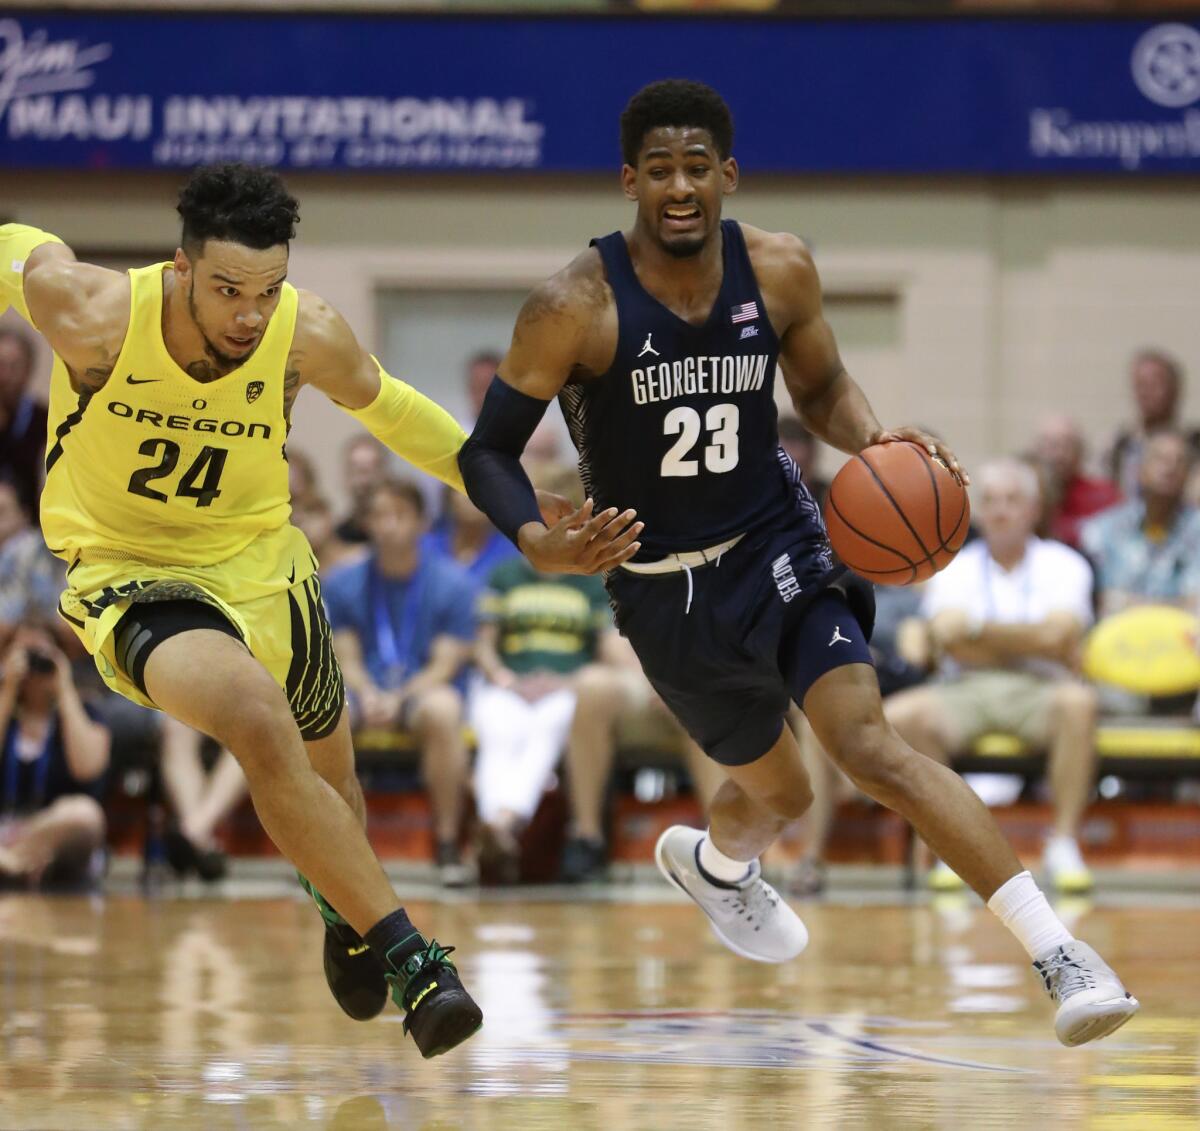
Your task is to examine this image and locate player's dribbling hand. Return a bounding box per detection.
[872,426,970,486]
[519,498,643,575]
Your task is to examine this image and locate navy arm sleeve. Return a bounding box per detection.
[458,376,551,545]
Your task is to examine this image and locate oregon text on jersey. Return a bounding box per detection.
[106,400,275,439]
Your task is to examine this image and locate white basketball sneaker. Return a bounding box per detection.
[654,826,809,964]
[1033,940,1139,1046]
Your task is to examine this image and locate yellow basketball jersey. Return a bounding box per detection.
[41,263,299,569]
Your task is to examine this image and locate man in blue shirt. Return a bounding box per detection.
[324,479,478,886]
[421,486,520,587]
[1082,430,1200,617]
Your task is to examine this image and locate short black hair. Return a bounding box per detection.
[177,163,299,258]
[620,80,734,166]
[369,477,426,518]
[1133,347,1184,393]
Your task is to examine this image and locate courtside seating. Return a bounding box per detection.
[959,719,1200,776]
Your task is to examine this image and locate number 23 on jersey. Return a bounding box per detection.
[661,403,740,477]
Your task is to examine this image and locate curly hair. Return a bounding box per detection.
[177,163,299,256]
[620,80,734,166]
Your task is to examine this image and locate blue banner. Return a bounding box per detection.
[2,13,1199,173]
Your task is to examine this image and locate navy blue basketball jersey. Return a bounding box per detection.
[560,220,793,558]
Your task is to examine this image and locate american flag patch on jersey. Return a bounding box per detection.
[730,301,759,324]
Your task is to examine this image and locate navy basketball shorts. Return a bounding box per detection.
[607,513,874,768]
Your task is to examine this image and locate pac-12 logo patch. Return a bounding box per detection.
[246,380,264,404]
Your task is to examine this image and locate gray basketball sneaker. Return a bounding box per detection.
[654,825,809,964]
[1033,940,1139,1046]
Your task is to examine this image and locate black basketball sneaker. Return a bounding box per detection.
[386,938,484,1059]
[299,875,388,1021]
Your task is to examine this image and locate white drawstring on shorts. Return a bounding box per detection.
[619,533,743,616]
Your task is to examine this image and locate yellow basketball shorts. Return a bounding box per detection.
[57,542,345,742]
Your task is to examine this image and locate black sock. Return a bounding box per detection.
[364,908,425,973]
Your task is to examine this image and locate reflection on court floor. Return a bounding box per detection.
[0,887,1194,1129]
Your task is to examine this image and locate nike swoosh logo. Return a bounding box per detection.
[126,375,160,385]
[287,563,296,584]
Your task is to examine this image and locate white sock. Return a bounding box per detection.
[986,870,1075,962]
[697,831,754,885]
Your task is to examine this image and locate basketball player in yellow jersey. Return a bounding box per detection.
[0,164,640,1059]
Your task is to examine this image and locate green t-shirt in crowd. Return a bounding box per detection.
[479,558,611,675]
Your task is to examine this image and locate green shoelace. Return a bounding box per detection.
[388,939,458,1012]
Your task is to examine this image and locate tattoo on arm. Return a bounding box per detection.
[283,361,301,420]
[508,272,604,368]
[519,284,568,328]
[68,347,119,395]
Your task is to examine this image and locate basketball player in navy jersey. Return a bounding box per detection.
[460,81,1136,1045]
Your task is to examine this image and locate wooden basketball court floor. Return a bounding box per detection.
[0,877,1196,1131]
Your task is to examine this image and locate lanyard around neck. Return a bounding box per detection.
[3,716,55,816]
[369,558,426,688]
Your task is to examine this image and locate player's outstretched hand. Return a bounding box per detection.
[519,498,643,576]
[872,426,969,486]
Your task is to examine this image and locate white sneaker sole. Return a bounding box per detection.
[654,829,800,965]
[1057,994,1140,1047]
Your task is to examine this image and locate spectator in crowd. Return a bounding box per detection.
[465,349,503,421]
[292,492,363,577]
[471,517,614,883]
[1033,414,1122,549]
[523,420,567,476]
[158,716,247,882]
[778,414,830,509]
[791,583,935,895]
[334,435,389,545]
[559,631,726,883]
[282,444,359,574]
[462,345,567,473]
[1080,433,1200,736]
[422,486,520,587]
[1107,349,1200,498]
[0,479,66,653]
[1082,429,1200,618]
[287,446,320,506]
[881,458,1099,892]
[0,627,108,889]
[0,327,46,522]
[324,478,477,886]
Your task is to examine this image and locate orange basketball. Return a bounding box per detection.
[823,441,970,586]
